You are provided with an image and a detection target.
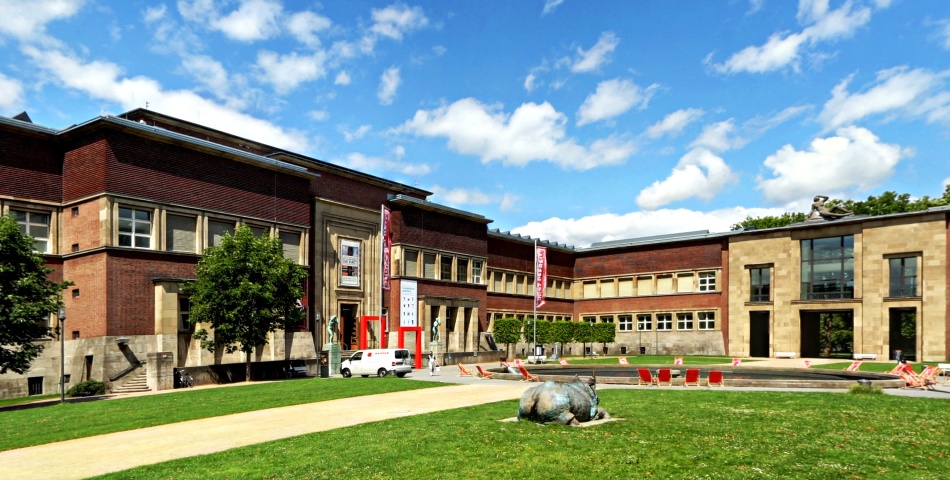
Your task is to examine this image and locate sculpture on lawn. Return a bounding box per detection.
[518,374,609,426]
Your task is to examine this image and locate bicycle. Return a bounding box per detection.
[179,369,194,388]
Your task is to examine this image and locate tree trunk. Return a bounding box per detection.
[245,350,252,382]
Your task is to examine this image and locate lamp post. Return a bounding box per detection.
[58,305,66,405]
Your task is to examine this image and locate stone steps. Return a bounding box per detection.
[112,368,150,394]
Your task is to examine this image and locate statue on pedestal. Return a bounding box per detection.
[327,315,338,344]
[431,317,440,342]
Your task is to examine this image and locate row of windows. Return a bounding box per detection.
[487,312,574,323]
[486,270,572,299]
[585,312,717,332]
[402,248,484,284]
[581,271,717,299]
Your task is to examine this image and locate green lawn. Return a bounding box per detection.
[92,389,950,480]
[0,377,438,451]
[565,355,753,366]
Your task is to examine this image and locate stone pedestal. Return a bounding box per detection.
[147,352,174,391]
[324,344,342,375]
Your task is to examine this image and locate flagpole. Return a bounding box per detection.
[533,239,537,355]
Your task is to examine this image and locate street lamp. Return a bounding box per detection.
[58,305,66,405]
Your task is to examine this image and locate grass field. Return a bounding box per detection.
[88,388,950,480]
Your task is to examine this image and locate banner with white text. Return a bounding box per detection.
[535,246,547,308]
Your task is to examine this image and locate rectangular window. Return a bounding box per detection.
[618,277,634,296]
[471,261,483,284]
[492,270,502,292]
[750,267,771,302]
[423,253,436,279]
[28,377,43,396]
[600,279,616,297]
[166,214,197,253]
[178,296,191,331]
[600,315,614,323]
[656,313,672,331]
[637,276,653,295]
[248,224,268,237]
[698,271,716,291]
[12,210,51,253]
[637,314,652,331]
[583,316,596,326]
[801,235,854,300]
[656,274,673,294]
[618,314,633,332]
[405,250,418,277]
[516,274,526,295]
[677,273,694,293]
[889,257,918,297]
[118,207,152,249]
[440,255,453,281]
[208,220,234,247]
[279,231,301,262]
[698,312,715,330]
[583,280,598,299]
[677,312,693,330]
[456,258,468,283]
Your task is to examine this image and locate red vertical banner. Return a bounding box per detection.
[381,206,391,291]
[535,246,547,308]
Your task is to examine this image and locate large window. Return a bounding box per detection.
[698,311,715,330]
[423,253,436,279]
[440,256,453,281]
[656,313,672,331]
[677,313,693,330]
[750,267,770,302]
[166,214,196,253]
[456,258,468,283]
[889,257,918,297]
[618,315,633,332]
[279,231,301,262]
[801,235,854,300]
[472,261,483,284]
[637,314,652,331]
[404,250,418,277]
[698,271,716,291]
[178,296,191,331]
[12,210,50,253]
[118,207,152,249]
[208,219,234,247]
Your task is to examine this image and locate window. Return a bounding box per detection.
[472,261,483,284]
[677,313,693,330]
[423,253,436,279]
[656,274,673,294]
[456,258,468,283]
[583,280,598,299]
[516,274,526,295]
[178,296,191,331]
[677,273,694,293]
[698,272,716,291]
[208,219,234,247]
[279,231,301,262]
[405,250,418,277]
[583,316,596,325]
[889,257,918,297]
[118,207,152,249]
[656,313,672,331]
[801,235,854,300]
[492,270,502,292]
[505,273,515,294]
[600,315,614,323]
[637,276,653,295]
[618,277,634,296]
[440,255,453,281]
[600,279,616,297]
[166,214,196,253]
[28,377,43,396]
[698,312,715,330]
[12,210,50,253]
[637,314,652,331]
[618,315,633,332]
[750,267,771,302]
[247,224,268,237]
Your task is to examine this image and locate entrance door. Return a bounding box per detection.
[889,308,917,361]
[341,304,359,350]
[749,312,770,357]
[801,310,853,358]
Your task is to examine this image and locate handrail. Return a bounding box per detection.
[109,360,145,382]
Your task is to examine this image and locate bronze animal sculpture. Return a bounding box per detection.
[517,374,609,426]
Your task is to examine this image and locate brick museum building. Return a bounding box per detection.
[1,109,948,398]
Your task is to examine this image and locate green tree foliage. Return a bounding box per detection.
[492,317,522,359]
[549,321,575,351]
[573,321,596,357]
[819,313,852,357]
[522,318,553,346]
[183,224,308,381]
[731,186,950,231]
[0,215,72,374]
[593,322,617,355]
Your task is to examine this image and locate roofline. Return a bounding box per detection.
[388,194,493,224]
[728,205,950,237]
[0,115,60,136]
[487,229,575,252]
[576,230,731,252]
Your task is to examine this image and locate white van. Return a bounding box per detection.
[340,349,413,378]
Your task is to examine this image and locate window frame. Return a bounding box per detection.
[471,260,483,284]
[676,312,693,331]
[888,256,918,297]
[698,271,716,292]
[118,206,153,249]
[178,296,192,332]
[637,314,652,331]
[698,311,716,330]
[800,235,854,300]
[618,314,633,332]
[750,267,771,302]
[656,313,672,331]
[11,209,52,253]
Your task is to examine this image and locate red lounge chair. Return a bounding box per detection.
[618,357,629,365]
[656,368,673,386]
[845,361,862,372]
[517,363,540,382]
[457,363,474,376]
[683,368,700,387]
[636,368,655,386]
[707,370,724,387]
[475,365,494,379]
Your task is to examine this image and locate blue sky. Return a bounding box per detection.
[1,1,949,247]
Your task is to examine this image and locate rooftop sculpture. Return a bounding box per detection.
[809,195,853,220]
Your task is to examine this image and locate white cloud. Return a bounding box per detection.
[377,66,401,105]
[143,4,166,24]
[690,120,747,151]
[819,67,950,130]
[645,108,705,139]
[369,4,428,40]
[569,31,619,73]
[934,19,950,49]
[211,0,282,42]
[287,10,331,47]
[636,148,738,209]
[710,0,875,74]
[430,186,520,212]
[0,0,83,43]
[394,97,636,170]
[757,126,911,204]
[513,205,788,248]
[523,73,537,93]
[22,45,309,151]
[307,110,329,121]
[542,0,566,15]
[342,124,371,142]
[576,78,659,126]
[334,71,351,85]
[255,50,327,94]
[343,151,430,176]
[0,71,24,110]
[181,54,229,94]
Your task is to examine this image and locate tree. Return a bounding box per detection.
[522,318,553,354]
[593,322,617,355]
[731,212,807,230]
[184,224,307,382]
[819,313,852,357]
[549,321,575,356]
[573,321,596,357]
[0,215,71,374]
[492,317,522,359]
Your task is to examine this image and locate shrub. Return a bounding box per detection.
[847,383,883,395]
[67,380,107,397]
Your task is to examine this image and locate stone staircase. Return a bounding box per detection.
[111,367,150,394]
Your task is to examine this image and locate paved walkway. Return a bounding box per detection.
[2,359,947,479]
